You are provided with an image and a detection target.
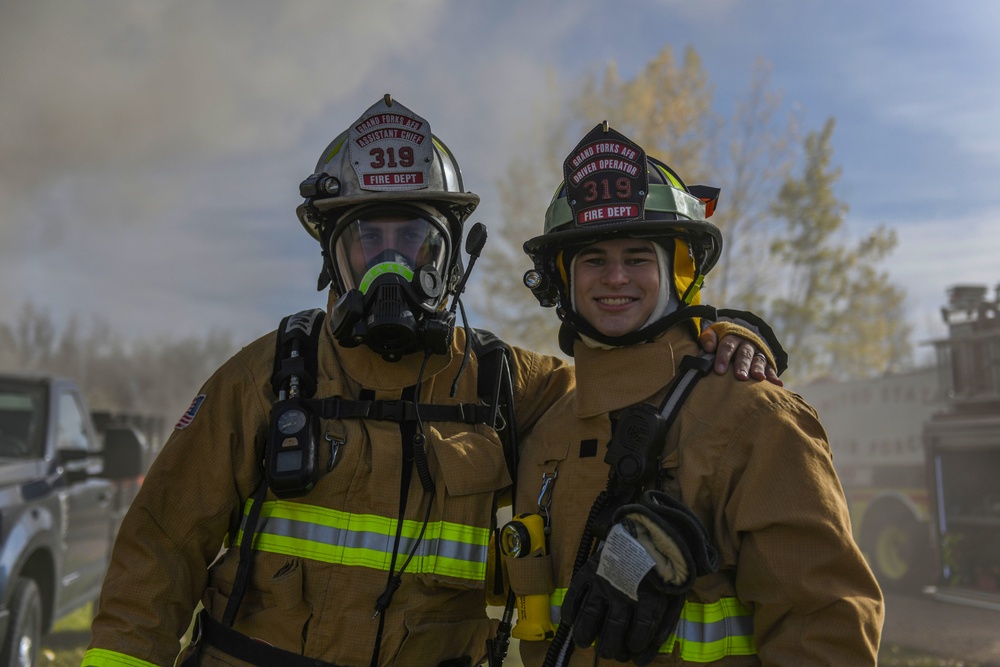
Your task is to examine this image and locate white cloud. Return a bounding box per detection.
[0,0,452,337]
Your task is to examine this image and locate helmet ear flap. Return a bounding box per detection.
[672,238,699,305]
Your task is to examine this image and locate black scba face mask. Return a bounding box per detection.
[330,248,455,361]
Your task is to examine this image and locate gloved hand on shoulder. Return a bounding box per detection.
[560,490,719,665]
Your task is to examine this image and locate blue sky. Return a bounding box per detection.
[2,1,998,365]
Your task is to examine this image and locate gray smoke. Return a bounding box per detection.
[0,1,447,252]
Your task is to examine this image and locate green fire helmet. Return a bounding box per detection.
[523,122,722,352]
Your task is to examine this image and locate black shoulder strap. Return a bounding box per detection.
[657,352,715,437]
[223,309,327,629]
[593,352,715,536]
[271,308,326,398]
[469,328,519,503]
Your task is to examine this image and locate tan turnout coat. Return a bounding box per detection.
[515,327,884,666]
[84,314,573,667]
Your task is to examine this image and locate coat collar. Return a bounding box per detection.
[572,327,699,418]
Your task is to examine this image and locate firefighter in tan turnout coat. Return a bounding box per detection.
[82,98,773,667]
[512,123,884,666]
[82,95,577,667]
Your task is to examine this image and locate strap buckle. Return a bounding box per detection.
[373,400,412,422]
[190,610,205,646]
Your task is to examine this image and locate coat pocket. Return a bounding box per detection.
[391,605,495,667]
[431,426,511,497]
[204,549,313,653]
[414,428,511,590]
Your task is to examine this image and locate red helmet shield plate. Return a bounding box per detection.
[348,98,433,192]
[564,124,649,227]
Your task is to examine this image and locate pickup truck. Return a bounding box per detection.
[0,373,149,667]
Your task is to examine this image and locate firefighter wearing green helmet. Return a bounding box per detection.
[514,123,884,666]
[81,99,780,667]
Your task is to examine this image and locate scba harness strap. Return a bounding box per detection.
[312,395,492,424]
[204,310,517,666]
[270,309,326,398]
[186,610,348,667]
[274,309,514,448]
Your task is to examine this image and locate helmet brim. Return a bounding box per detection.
[523,218,722,275]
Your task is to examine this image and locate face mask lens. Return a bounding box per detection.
[333,214,448,293]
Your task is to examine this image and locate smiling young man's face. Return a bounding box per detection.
[572,237,660,338]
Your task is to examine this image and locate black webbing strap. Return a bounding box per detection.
[221,479,269,627]
[271,309,326,398]
[658,353,714,430]
[311,397,491,424]
[593,352,715,537]
[468,328,517,501]
[193,610,348,667]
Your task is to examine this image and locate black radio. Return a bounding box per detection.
[604,402,668,489]
[265,397,319,498]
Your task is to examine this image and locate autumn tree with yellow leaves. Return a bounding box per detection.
[477,44,912,382]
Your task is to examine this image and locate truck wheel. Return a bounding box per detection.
[1,577,42,667]
[861,503,932,592]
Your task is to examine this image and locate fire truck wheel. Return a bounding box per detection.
[861,502,932,592]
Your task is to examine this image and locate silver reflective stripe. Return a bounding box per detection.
[258,514,487,564]
[235,499,489,580]
[675,610,754,643]
[550,592,756,661]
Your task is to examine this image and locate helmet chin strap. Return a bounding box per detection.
[558,304,716,357]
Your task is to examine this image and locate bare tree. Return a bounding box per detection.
[711,61,797,310]
[0,303,236,429]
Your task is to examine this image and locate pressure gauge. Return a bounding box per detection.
[277,408,308,435]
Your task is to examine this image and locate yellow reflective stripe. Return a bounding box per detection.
[551,586,567,611]
[664,597,757,662]
[236,499,490,580]
[549,589,756,662]
[81,648,159,667]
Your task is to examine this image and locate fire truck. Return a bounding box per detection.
[924,284,1000,609]
[796,366,944,592]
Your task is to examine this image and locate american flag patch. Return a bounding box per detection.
[175,394,207,430]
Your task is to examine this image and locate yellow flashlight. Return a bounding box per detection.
[499,513,555,641]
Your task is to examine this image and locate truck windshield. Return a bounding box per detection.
[0,380,47,458]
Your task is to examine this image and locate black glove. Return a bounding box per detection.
[560,490,718,665]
